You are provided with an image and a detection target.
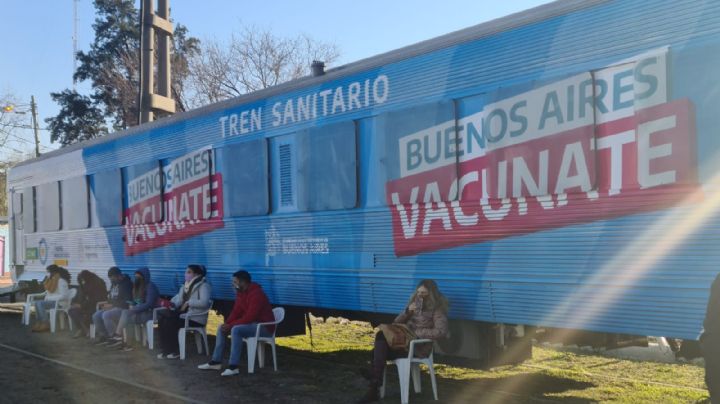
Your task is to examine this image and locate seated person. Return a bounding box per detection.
[156,264,212,359]
[198,270,274,376]
[358,279,449,403]
[701,272,720,403]
[68,270,108,338]
[92,267,133,344]
[108,267,159,351]
[32,265,72,333]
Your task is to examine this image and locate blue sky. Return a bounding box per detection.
[0,0,550,158]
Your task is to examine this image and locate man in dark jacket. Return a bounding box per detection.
[702,272,720,403]
[69,270,108,338]
[92,267,132,344]
[198,270,275,376]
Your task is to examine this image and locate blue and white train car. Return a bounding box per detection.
[7,0,720,358]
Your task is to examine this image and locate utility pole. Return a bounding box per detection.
[139,0,174,124]
[29,96,41,157]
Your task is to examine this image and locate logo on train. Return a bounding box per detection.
[386,47,699,256]
[38,238,48,265]
[123,147,225,256]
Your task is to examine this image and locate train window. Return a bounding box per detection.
[162,148,214,221]
[122,161,163,225]
[278,144,294,207]
[36,182,61,232]
[90,169,122,227]
[61,176,90,230]
[218,139,269,217]
[299,121,357,211]
[21,188,35,233]
[271,134,297,212]
[363,100,457,207]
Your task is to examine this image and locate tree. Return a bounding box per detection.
[46,90,108,146]
[1,92,30,217]
[185,26,340,108]
[0,92,24,151]
[171,24,201,112]
[46,0,199,145]
[0,163,7,217]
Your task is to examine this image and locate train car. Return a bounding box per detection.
[6,0,720,360]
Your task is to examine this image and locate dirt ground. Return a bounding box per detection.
[0,306,474,404]
[0,300,708,404]
[0,312,367,403]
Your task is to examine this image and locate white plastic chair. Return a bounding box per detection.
[146,307,169,350]
[380,339,439,404]
[22,291,47,325]
[89,301,108,339]
[178,300,213,360]
[49,288,78,333]
[242,307,285,373]
[122,321,148,346]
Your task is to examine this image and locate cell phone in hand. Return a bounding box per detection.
[415,296,424,312]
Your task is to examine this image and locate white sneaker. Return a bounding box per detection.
[220,368,240,376]
[197,362,222,370]
[166,353,180,359]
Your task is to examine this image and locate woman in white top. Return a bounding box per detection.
[156,264,212,358]
[32,265,72,332]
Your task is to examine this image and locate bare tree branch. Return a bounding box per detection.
[186,26,340,108]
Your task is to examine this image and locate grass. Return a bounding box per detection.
[208,312,709,403]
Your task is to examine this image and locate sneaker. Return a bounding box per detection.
[197,362,222,370]
[120,344,134,352]
[107,340,124,348]
[157,353,167,359]
[166,353,180,359]
[109,334,123,342]
[94,337,110,346]
[220,367,240,377]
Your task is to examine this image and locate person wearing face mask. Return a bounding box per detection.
[155,264,212,359]
[68,270,108,338]
[92,267,133,345]
[357,279,449,403]
[197,269,274,376]
[107,267,159,351]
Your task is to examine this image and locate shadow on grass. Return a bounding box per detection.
[262,341,597,403]
[438,372,596,403]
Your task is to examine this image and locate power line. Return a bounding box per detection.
[2,132,55,152]
[0,144,27,155]
[0,123,50,131]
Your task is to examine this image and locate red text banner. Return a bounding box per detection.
[124,154,225,256]
[387,99,697,256]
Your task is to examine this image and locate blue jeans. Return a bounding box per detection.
[34,300,57,322]
[116,309,152,336]
[211,323,271,366]
[92,307,123,337]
